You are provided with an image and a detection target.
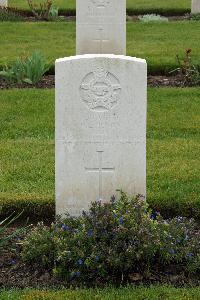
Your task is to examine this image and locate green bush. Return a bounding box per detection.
[48,6,59,20]
[139,14,169,22]
[22,192,200,285]
[190,13,200,21]
[27,0,53,20]
[0,8,22,21]
[0,51,50,85]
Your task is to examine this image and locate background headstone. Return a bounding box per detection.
[0,0,7,7]
[76,0,126,55]
[55,54,147,216]
[191,0,200,13]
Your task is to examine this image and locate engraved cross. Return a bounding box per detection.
[93,28,109,53]
[85,151,114,200]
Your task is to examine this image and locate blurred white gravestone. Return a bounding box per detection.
[192,0,200,13]
[76,0,126,55]
[55,55,147,216]
[0,0,7,7]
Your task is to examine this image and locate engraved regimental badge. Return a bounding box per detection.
[80,68,121,112]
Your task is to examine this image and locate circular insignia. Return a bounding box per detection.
[80,68,121,112]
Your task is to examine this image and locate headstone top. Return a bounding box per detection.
[56,54,146,64]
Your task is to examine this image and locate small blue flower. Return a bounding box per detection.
[186,252,193,259]
[150,213,156,220]
[95,255,100,262]
[119,217,124,225]
[169,249,175,255]
[61,224,70,231]
[10,259,16,265]
[175,239,181,244]
[76,271,81,277]
[77,259,83,265]
[150,211,160,220]
[87,229,94,237]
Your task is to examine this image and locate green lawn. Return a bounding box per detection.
[0,88,199,219]
[1,286,200,300]
[9,0,191,14]
[0,21,199,75]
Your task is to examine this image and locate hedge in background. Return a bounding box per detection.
[9,0,191,16]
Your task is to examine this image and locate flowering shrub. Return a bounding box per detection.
[22,192,200,284]
[170,49,200,86]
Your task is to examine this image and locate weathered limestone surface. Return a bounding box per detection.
[55,54,147,216]
[0,0,7,7]
[192,0,200,13]
[76,0,126,55]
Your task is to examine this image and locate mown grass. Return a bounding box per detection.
[9,0,191,15]
[0,88,199,219]
[1,286,200,300]
[0,21,199,75]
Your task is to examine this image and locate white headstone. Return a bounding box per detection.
[76,0,126,55]
[0,0,7,7]
[191,0,200,13]
[55,54,147,216]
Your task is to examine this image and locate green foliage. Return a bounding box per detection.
[22,192,200,284]
[170,49,200,86]
[139,14,168,22]
[190,13,200,21]
[27,0,54,20]
[0,51,50,85]
[10,0,191,15]
[26,0,59,21]
[0,8,23,21]
[0,211,24,249]
[22,222,55,266]
[48,6,59,20]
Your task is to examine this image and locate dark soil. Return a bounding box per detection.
[0,227,199,288]
[0,74,191,90]
[21,15,190,22]
[148,74,187,87]
[22,15,76,22]
[0,75,55,90]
